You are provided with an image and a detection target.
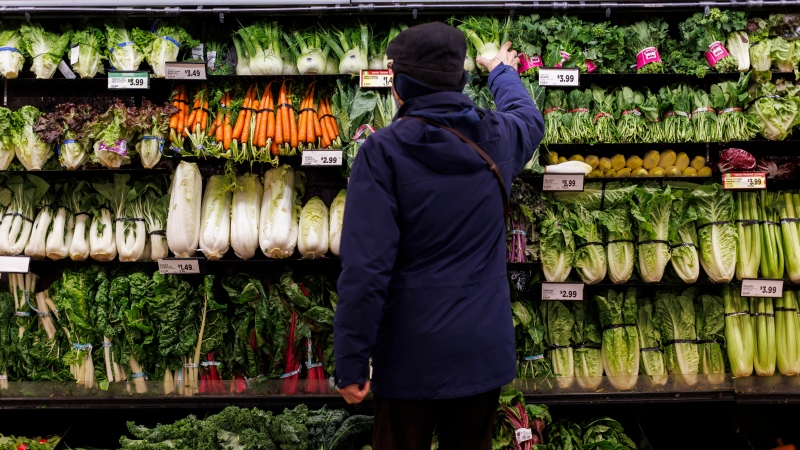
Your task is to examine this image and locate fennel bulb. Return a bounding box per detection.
[298,197,329,259]
[0,176,48,256]
[105,23,144,71]
[464,53,477,74]
[20,23,71,79]
[456,17,510,73]
[324,56,338,75]
[167,161,202,258]
[368,53,385,70]
[238,23,284,76]
[282,60,300,75]
[89,208,116,261]
[0,29,24,79]
[329,190,346,256]
[287,29,330,75]
[233,36,252,75]
[230,173,262,260]
[199,175,232,260]
[326,25,370,74]
[259,165,304,259]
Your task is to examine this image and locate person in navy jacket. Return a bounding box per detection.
[334,21,544,450]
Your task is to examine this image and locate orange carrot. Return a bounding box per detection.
[224,122,233,150]
[298,94,308,144]
[170,113,178,130]
[280,83,290,142]
[275,99,284,146]
[319,111,331,149]
[267,90,275,142]
[242,99,257,145]
[287,92,297,149]
[186,96,200,129]
[254,102,263,147]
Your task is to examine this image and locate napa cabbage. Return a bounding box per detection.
[260,165,305,259]
[166,161,202,258]
[230,173,262,260]
[329,190,346,256]
[199,175,231,260]
[298,197,329,259]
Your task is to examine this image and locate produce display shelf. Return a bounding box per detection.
[5,74,354,83]
[571,71,795,88]
[734,376,800,404]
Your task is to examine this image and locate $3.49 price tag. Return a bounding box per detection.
[543,173,584,192]
[302,150,343,167]
[538,68,580,87]
[722,172,767,190]
[165,62,207,80]
[541,282,584,301]
[108,71,149,90]
[741,278,783,298]
[158,258,202,275]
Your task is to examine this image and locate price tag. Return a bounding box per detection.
[158,258,203,275]
[0,256,30,274]
[538,68,580,87]
[543,173,584,192]
[360,70,393,88]
[165,62,207,80]
[515,428,533,444]
[541,282,584,301]
[57,60,76,79]
[191,44,204,62]
[206,50,217,70]
[302,150,343,167]
[722,172,767,190]
[70,45,79,65]
[108,71,149,90]
[741,279,783,298]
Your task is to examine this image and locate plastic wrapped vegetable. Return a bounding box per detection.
[230,173,262,260]
[0,27,25,78]
[167,161,202,258]
[596,288,640,390]
[259,165,304,259]
[636,297,667,384]
[199,175,232,260]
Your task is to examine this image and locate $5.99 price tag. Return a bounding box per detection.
[165,62,207,80]
[158,258,202,275]
[541,282,584,301]
[543,173,584,192]
[302,150,343,167]
[722,172,766,190]
[741,278,783,298]
[538,68,580,87]
[108,71,149,90]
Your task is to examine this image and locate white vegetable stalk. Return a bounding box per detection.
[298,197,329,259]
[325,25,370,74]
[90,208,117,261]
[27,205,57,260]
[329,190,346,256]
[231,173,262,260]
[0,177,48,256]
[142,185,169,262]
[45,206,74,261]
[464,53,477,74]
[167,161,202,257]
[116,217,146,262]
[0,141,14,170]
[233,36,252,76]
[199,175,232,260]
[260,165,303,258]
[69,212,91,261]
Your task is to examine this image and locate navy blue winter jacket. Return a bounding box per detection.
[334,63,544,400]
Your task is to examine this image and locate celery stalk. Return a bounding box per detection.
[750,297,776,377]
[776,291,800,375]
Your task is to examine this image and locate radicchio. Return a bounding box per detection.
[758,158,798,178]
[718,148,756,173]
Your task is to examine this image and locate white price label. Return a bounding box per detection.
[723,172,766,190]
[741,279,783,298]
[538,68,580,87]
[191,44,204,62]
[70,45,79,65]
[57,60,76,79]
[158,258,202,275]
[543,173,584,191]
[108,71,149,90]
[541,282,584,301]
[302,150,343,167]
[515,428,533,444]
[206,50,217,70]
[165,62,207,80]
[360,69,393,88]
[0,256,30,274]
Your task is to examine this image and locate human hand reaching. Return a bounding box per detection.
[337,381,371,404]
[476,41,520,73]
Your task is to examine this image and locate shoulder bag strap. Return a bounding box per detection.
[400,116,511,221]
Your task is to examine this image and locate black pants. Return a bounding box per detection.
[372,387,501,450]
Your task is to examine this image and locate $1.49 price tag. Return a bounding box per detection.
[302,150,343,167]
[108,71,149,90]
[538,68,580,87]
[741,278,783,298]
[543,173,584,192]
[722,172,766,190]
[158,258,202,275]
[541,282,584,301]
[360,70,392,88]
[165,62,207,80]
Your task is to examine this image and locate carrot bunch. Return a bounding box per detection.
[295,83,342,152]
[168,85,190,152]
[274,81,298,156]
[211,90,234,155]
[185,86,212,156]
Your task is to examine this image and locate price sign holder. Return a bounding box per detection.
[541,282,584,301]
[0,256,30,274]
[360,70,393,88]
[538,68,580,87]
[543,173,585,192]
[741,278,783,298]
[165,62,207,81]
[301,150,343,167]
[722,172,767,190]
[108,71,150,90]
[158,257,204,275]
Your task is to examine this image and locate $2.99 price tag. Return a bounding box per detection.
[541,282,584,301]
[107,71,149,90]
[741,278,783,298]
[538,68,580,87]
[722,172,766,190]
[158,258,202,275]
[543,173,584,192]
[301,150,343,167]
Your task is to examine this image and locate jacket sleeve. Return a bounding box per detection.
[334,138,399,388]
[487,63,544,176]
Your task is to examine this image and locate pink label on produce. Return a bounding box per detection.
[98,139,127,156]
[518,54,543,73]
[636,47,662,70]
[554,51,571,68]
[706,41,730,67]
[586,59,598,73]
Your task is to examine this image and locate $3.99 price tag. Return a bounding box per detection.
[158,258,202,275]
[541,282,584,301]
[543,173,584,192]
[538,68,580,87]
[740,278,783,298]
[301,150,343,167]
[107,71,149,90]
[722,172,766,190]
